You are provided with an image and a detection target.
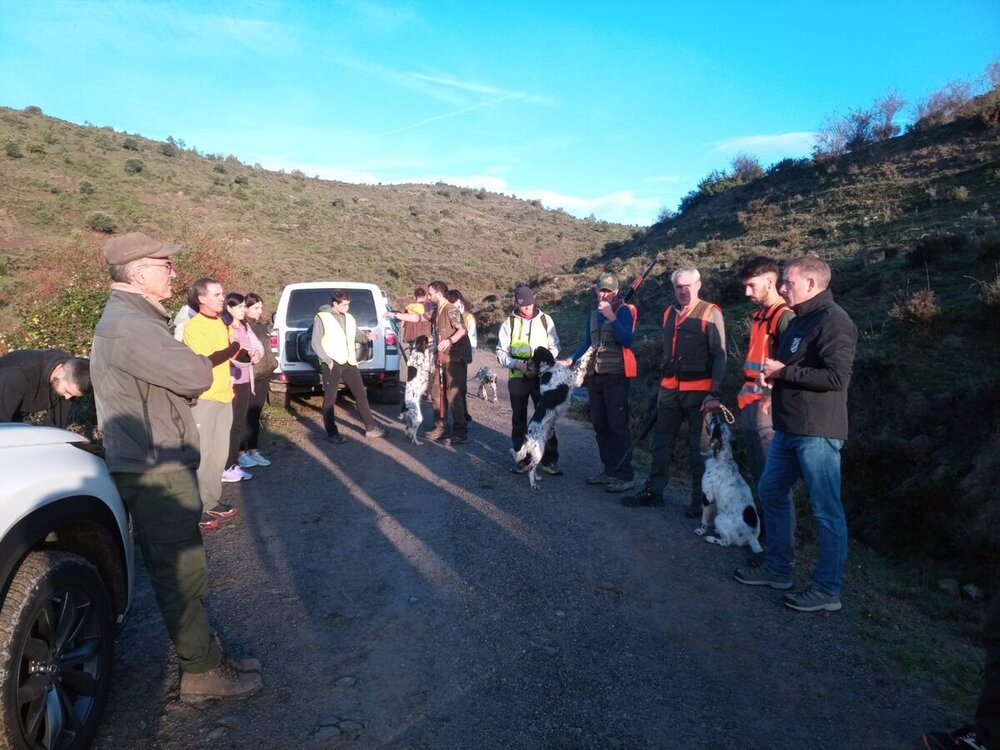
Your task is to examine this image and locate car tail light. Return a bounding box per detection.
[269,333,279,349]
[384,331,397,346]
[278,372,289,382]
[378,372,386,382]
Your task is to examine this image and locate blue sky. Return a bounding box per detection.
[1,1,997,225]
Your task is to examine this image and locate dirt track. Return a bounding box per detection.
[93,350,956,749]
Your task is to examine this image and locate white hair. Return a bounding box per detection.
[671,267,701,285]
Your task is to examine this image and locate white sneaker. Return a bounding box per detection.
[237,466,253,481]
[237,452,256,468]
[248,451,271,466]
[221,466,243,483]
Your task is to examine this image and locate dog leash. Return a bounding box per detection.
[717,402,736,425]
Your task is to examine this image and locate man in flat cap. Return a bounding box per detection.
[90,232,263,702]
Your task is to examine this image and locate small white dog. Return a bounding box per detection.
[474,367,498,403]
[403,337,433,445]
[696,413,763,553]
[511,346,593,489]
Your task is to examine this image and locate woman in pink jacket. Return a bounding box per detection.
[222,293,264,483]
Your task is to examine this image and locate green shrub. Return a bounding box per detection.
[122,137,140,151]
[233,174,249,185]
[212,175,226,186]
[27,143,45,154]
[124,158,144,175]
[85,211,118,233]
[908,233,972,266]
[5,142,23,158]
[23,105,42,116]
[158,142,178,157]
[78,180,95,195]
[212,163,226,173]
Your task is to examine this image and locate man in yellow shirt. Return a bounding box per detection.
[183,277,243,529]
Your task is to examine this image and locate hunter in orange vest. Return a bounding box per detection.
[736,256,794,489]
[623,267,727,515]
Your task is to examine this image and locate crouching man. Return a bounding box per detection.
[91,232,263,701]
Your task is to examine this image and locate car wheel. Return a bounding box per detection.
[0,551,114,750]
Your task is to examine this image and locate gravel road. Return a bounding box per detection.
[93,351,951,749]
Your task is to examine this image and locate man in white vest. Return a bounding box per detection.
[311,290,386,443]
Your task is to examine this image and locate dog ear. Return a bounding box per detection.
[533,346,555,368]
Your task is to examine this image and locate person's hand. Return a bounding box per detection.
[384,311,396,320]
[597,300,615,321]
[250,349,262,364]
[761,357,785,380]
[366,331,379,341]
[438,338,451,353]
[759,397,772,417]
[701,396,721,413]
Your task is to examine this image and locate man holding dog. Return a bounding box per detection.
[734,255,857,613]
[497,284,562,475]
[624,267,726,514]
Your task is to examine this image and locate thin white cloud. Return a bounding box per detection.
[374,95,520,136]
[714,131,815,154]
[408,72,557,106]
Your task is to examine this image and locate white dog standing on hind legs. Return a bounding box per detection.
[696,412,763,553]
[402,336,434,445]
[511,346,593,489]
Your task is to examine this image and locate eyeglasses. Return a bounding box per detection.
[137,261,175,274]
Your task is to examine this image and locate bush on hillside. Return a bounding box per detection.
[233,175,249,185]
[5,142,22,158]
[85,211,118,233]
[27,143,45,154]
[78,180,95,195]
[908,233,973,266]
[23,105,42,116]
[889,288,940,324]
[124,158,144,175]
[814,93,906,158]
[212,163,226,173]
[158,142,178,157]
[731,153,764,181]
[122,137,140,151]
[913,81,974,130]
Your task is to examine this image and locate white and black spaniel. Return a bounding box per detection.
[511,346,593,489]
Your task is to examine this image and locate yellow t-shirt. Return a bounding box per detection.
[183,313,234,403]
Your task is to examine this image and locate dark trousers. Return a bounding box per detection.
[226,381,251,468]
[589,373,632,481]
[242,378,269,451]
[647,387,710,503]
[113,469,222,674]
[509,374,558,467]
[977,594,1000,743]
[429,360,468,438]
[322,361,376,436]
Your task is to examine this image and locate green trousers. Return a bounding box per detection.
[113,469,222,674]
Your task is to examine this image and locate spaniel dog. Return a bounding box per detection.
[696,413,763,553]
[403,337,434,445]
[511,346,593,489]
[474,367,498,403]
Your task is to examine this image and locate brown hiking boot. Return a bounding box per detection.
[423,427,449,442]
[224,654,262,673]
[180,660,263,703]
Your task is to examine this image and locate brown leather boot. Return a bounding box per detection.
[224,654,262,673]
[180,660,263,703]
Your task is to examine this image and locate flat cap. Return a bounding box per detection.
[104,232,180,265]
[597,272,619,292]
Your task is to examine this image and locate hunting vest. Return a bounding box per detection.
[436,301,472,364]
[738,300,793,409]
[401,302,432,343]
[507,312,552,378]
[660,300,719,391]
[317,311,358,366]
[589,309,636,377]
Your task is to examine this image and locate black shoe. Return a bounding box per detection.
[540,465,563,476]
[327,434,347,445]
[923,725,988,750]
[444,435,467,446]
[621,486,664,507]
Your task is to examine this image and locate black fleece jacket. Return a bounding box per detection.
[771,289,857,441]
[0,349,72,426]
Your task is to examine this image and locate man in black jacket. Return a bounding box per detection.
[733,256,857,613]
[0,349,90,427]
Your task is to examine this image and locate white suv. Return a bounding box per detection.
[0,424,133,750]
[268,281,401,406]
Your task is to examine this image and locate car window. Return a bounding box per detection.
[286,289,379,328]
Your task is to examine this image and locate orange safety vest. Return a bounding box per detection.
[660,301,720,391]
[737,300,793,409]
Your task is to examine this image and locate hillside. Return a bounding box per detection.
[0,105,631,339]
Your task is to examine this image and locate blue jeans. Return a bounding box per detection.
[759,431,847,596]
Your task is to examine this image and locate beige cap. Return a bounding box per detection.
[104,232,180,265]
[597,272,619,292]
